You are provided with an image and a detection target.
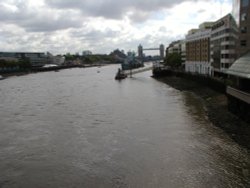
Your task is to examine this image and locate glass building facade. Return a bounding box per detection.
[232,0,250,57]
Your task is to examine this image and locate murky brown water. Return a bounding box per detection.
[0,65,250,188]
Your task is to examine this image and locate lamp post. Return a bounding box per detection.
[130,60,132,78]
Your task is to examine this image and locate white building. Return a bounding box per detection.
[166,40,186,65]
[47,52,65,65]
[210,14,238,75]
[180,40,186,63]
[167,40,182,54]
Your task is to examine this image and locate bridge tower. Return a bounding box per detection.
[138,44,143,58]
[160,44,165,59]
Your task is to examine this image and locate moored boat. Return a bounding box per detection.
[122,52,144,71]
[0,75,5,80]
[115,68,127,80]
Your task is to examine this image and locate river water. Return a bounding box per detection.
[0,65,250,188]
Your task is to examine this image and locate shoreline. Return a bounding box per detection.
[155,76,250,150]
[0,64,107,78]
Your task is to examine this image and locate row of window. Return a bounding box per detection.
[241,26,247,33]
[223,45,235,50]
[212,45,236,50]
[221,63,231,69]
[241,13,247,21]
[211,36,237,46]
[221,54,236,59]
[240,0,249,48]
[241,40,247,46]
[211,28,235,38]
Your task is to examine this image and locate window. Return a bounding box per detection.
[242,0,249,7]
[241,26,247,33]
[241,13,247,21]
[241,40,247,46]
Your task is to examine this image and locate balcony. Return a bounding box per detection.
[221,58,235,63]
[221,41,235,46]
[221,49,235,54]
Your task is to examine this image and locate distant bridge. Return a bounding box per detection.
[138,44,165,59]
[143,48,160,51]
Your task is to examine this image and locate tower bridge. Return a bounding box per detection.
[138,44,165,59]
[143,48,160,51]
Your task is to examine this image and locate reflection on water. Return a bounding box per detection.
[0,65,249,188]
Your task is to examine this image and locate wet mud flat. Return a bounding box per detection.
[156,76,250,150]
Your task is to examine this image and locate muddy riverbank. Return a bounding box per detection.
[156,76,250,150]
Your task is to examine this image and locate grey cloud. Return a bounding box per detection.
[0,0,218,55]
[70,28,120,42]
[20,15,81,32]
[0,2,82,32]
[45,0,205,22]
[45,0,128,19]
[129,10,150,23]
[0,30,15,38]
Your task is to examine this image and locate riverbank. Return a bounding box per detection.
[155,76,250,150]
[0,64,106,78]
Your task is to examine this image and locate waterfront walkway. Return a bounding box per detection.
[123,63,153,76]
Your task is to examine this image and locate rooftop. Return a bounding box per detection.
[227,53,250,79]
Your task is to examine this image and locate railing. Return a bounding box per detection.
[124,66,153,76]
[227,86,250,104]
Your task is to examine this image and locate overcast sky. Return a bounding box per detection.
[0,0,232,55]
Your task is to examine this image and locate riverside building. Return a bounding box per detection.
[223,1,250,122]
[210,14,238,75]
[185,22,214,75]
[167,40,182,54]
[0,52,65,67]
[0,52,48,67]
[166,40,186,63]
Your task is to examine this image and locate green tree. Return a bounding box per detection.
[0,59,7,67]
[83,56,93,64]
[0,59,20,68]
[64,53,75,61]
[164,53,182,68]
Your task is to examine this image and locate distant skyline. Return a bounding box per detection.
[0,0,232,55]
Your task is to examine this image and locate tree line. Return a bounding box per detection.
[0,58,31,69]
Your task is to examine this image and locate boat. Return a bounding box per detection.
[115,68,127,80]
[121,52,144,71]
